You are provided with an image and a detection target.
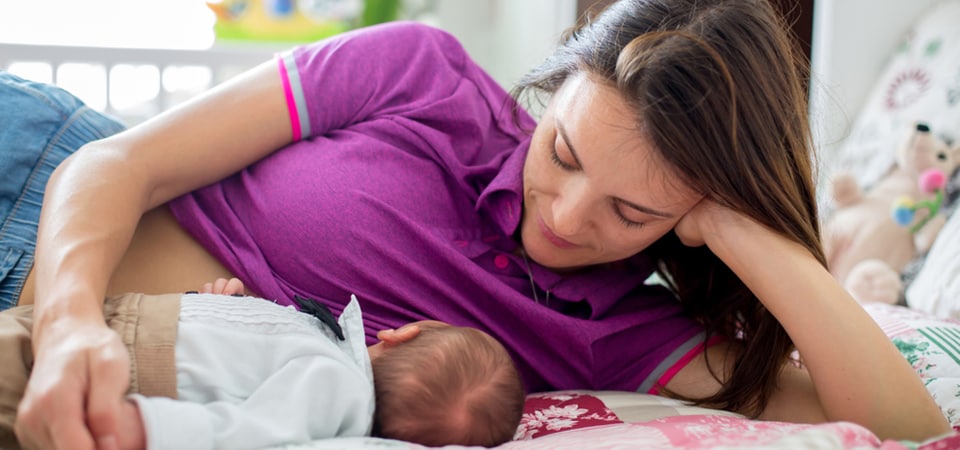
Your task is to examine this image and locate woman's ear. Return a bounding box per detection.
[376,323,421,346]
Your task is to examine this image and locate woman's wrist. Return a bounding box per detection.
[32,288,107,346]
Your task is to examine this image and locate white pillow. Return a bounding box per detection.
[906,208,960,317]
[828,0,960,191]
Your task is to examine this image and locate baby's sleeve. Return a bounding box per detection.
[129,355,374,450]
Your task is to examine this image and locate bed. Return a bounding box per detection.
[4,1,960,448]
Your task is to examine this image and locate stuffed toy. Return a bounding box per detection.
[824,122,960,304]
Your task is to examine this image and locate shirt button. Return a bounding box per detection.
[494,253,509,269]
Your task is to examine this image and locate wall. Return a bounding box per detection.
[431,0,577,93]
[809,0,942,159]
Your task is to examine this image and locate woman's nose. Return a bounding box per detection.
[552,181,593,237]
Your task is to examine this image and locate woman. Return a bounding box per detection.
[1,0,948,448]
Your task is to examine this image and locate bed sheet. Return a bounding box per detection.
[272,390,959,450]
[266,303,960,450]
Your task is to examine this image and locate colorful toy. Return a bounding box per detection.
[206,0,401,43]
[823,122,960,304]
[891,168,947,232]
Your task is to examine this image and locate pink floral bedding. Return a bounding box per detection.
[278,389,959,449]
[501,392,959,450]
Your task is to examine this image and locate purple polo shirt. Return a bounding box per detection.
[168,21,703,393]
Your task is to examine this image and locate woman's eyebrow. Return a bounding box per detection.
[557,119,674,219]
[616,198,674,218]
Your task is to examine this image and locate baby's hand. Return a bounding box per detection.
[200,277,245,296]
[115,399,146,450]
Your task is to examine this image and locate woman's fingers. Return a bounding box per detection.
[16,390,95,450]
[674,199,708,247]
[16,351,93,450]
[674,199,747,248]
[48,419,96,450]
[16,323,128,450]
[85,340,131,450]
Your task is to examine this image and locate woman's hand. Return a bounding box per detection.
[674,198,747,248]
[16,318,130,450]
[16,48,290,450]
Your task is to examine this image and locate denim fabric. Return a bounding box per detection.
[0,72,125,310]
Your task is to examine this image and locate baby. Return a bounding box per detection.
[0,280,525,449]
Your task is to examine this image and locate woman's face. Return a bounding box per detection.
[521,72,702,270]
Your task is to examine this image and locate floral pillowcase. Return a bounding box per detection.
[864,302,960,429]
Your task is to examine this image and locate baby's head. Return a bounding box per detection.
[369,321,525,447]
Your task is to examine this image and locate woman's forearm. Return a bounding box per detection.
[31,145,148,339]
[31,60,291,339]
[704,216,949,440]
[16,59,294,450]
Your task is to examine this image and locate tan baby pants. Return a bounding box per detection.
[0,292,181,449]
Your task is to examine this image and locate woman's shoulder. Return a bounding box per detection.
[296,20,468,68]
[367,20,459,43]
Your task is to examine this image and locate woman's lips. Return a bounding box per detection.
[537,214,577,249]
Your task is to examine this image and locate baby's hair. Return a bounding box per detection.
[371,324,525,447]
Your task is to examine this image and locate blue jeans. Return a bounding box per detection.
[0,71,126,310]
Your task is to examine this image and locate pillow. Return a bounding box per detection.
[898,165,960,298]
[863,302,960,429]
[827,0,960,192]
[906,198,960,317]
[514,390,741,440]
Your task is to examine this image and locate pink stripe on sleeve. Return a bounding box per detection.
[277,55,302,142]
[647,335,726,394]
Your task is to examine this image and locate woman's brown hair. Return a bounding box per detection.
[512,0,822,416]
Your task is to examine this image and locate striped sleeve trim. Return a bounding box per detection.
[638,332,725,394]
[277,52,311,141]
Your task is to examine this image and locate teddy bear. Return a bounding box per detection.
[823,122,960,304]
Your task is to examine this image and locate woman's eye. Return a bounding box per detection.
[614,202,645,229]
[550,148,577,171]
[549,134,579,171]
[616,212,645,229]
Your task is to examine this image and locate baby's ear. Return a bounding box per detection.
[376,324,421,346]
